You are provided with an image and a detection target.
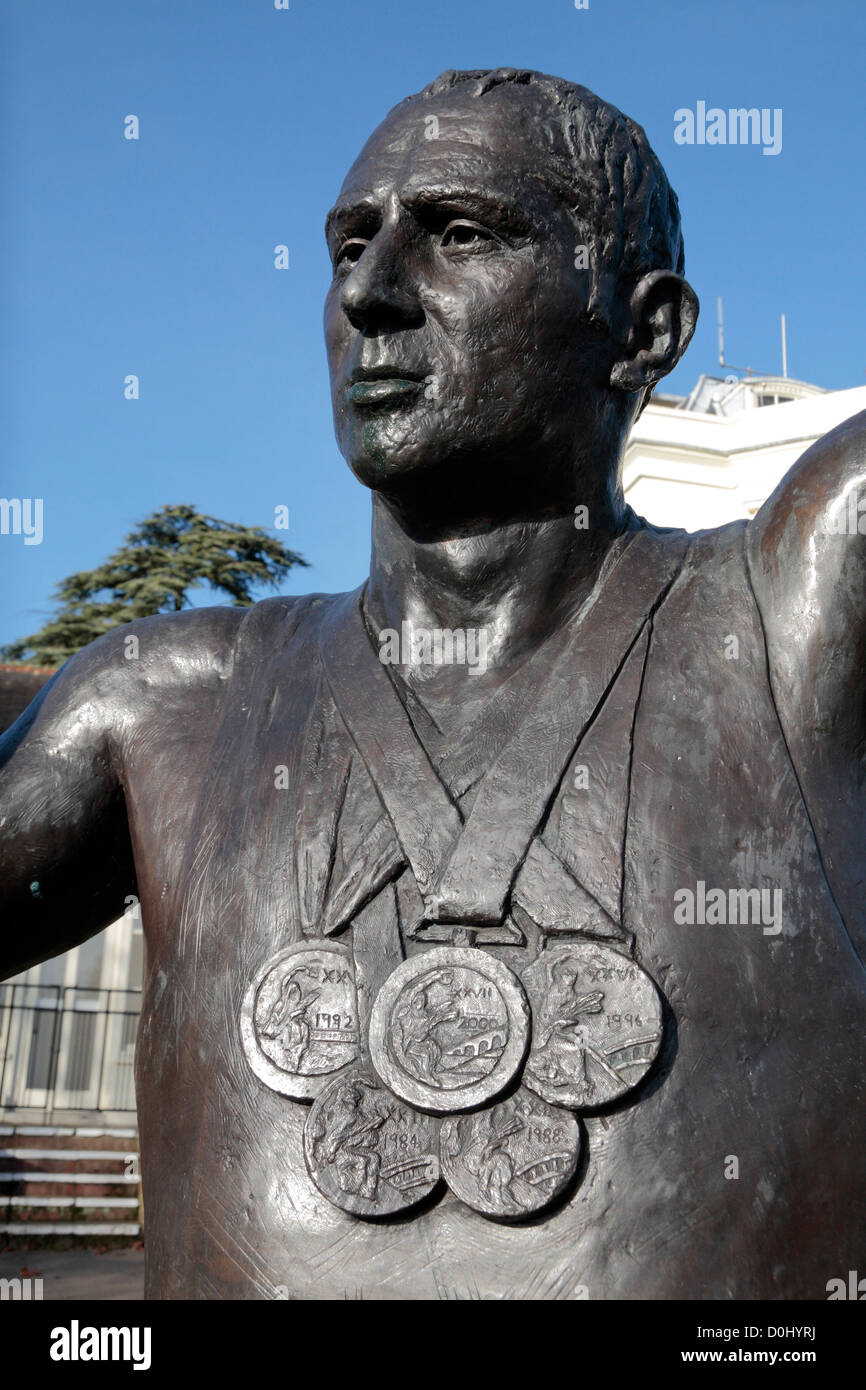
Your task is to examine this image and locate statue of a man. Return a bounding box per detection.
[2,68,864,1300]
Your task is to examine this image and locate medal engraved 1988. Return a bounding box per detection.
[240,941,360,1100]
[369,946,531,1113]
[440,1087,581,1221]
[521,942,663,1109]
[304,1069,441,1218]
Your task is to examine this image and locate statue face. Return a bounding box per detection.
[324,89,612,499]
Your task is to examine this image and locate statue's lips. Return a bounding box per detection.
[346,370,427,408]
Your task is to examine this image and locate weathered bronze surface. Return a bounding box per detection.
[1,68,865,1299]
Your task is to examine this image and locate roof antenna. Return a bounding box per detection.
[717,297,770,378]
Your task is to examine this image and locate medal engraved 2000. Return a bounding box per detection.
[240,940,360,1100]
[369,946,531,1113]
[522,942,663,1109]
[304,1070,441,1218]
[440,1087,581,1221]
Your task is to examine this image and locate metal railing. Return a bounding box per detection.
[0,984,141,1115]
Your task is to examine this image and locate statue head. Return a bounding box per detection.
[324,68,698,525]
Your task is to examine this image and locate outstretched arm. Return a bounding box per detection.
[0,604,245,981]
[745,406,866,945]
[0,636,137,979]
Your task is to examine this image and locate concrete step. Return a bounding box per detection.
[0,1171,138,1184]
[0,1179,138,1205]
[1,1181,142,1234]
[0,1149,134,1161]
[5,1195,140,1209]
[3,1207,138,1225]
[0,1128,137,1150]
[0,1150,134,1171]
[0,1126,142,1248]
[0,1222,140,1237]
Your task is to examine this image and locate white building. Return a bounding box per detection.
[625,374,866,530]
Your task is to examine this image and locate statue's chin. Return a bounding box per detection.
[342,433,465,496]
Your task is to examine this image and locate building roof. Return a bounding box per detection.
[624,377,866,532]
[678,374,826,416]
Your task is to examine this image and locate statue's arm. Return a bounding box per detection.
[0,605,245,981]
[0,635,139,980]
[745,405,866,941]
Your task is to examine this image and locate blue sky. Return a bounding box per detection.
[2,0,863,652]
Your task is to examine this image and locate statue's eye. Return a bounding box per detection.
[334,239,367,269]
[440,220,494,249]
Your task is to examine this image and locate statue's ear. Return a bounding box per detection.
[610,270,699,393]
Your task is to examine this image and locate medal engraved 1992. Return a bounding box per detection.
[369,946,531,1113]
[240,940,360,1101]
[521,942,663,1109]
[440,1087,581,1221]
[304,1069,441,1218]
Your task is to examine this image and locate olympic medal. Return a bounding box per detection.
[240,940,360,1100]
[304,1069,441,1218]
[369,946,530,1113]
[441,1087,581,1221]
[522,942,663,1109]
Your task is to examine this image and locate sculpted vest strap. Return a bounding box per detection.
[319,527,689,935]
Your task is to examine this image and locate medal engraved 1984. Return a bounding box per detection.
[240,940,360,1100]
[369,945,531,1113]
[521,941,663,1109]
[440,1087,581,1221]
[304,1069,441,1218]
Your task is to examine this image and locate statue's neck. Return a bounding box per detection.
[364,491,633,689]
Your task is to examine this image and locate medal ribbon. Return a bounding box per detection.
[320,527,688,930]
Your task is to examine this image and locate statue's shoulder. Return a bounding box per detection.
[788,403,866,484]
[31,594,340,727]
[747,404,866,557]
[86,590,346,682]
[226,589,355,657]
[633,407,866,580]
[626,510,745,581]
[0,605,252,769]
[636,403,866,593]
[69,591,352,725]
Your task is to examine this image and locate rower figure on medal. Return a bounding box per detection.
[304,1069,441,1218]
[441,1087,582,1220]
[521,941,664,1109]
[240,940,361,1100]
[369,945,531,1113]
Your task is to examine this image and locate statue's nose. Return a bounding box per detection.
[340,230,424,334]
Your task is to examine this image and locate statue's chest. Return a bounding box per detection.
[137,541,866,1297]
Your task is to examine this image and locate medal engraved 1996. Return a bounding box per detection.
[304,1069,441,1218]
[240,940,360,1101]
[440,1087,581,1221]
[369,946,531,1113]
[522,942,663,1109]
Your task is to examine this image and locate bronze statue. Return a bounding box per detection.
[2,68,864,1300]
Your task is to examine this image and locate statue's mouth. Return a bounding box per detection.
[346,367,429,408]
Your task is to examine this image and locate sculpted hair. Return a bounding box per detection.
[400,67,685,325]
